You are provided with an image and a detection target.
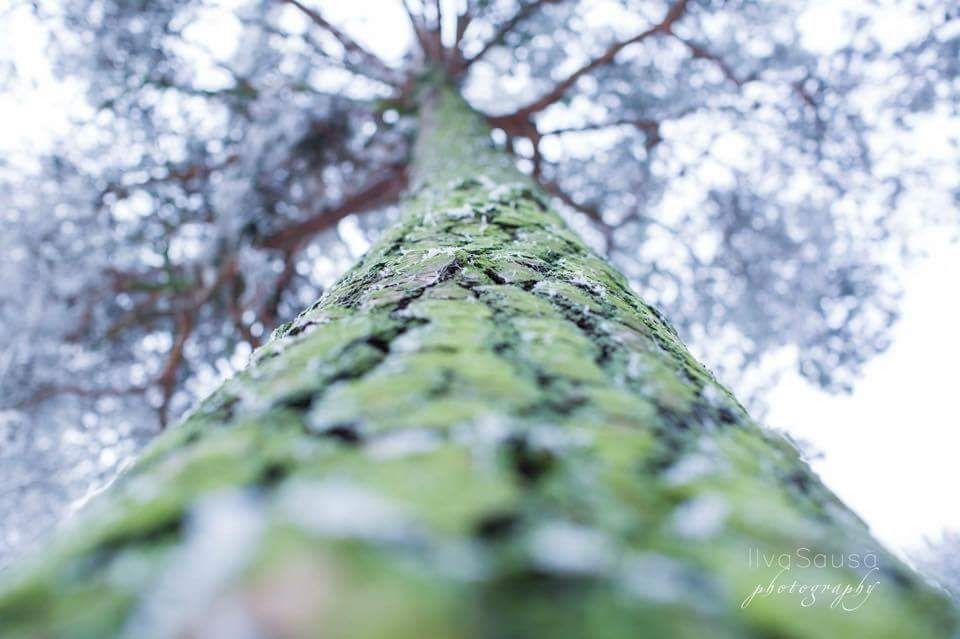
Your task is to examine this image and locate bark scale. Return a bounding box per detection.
[0,85,955,638]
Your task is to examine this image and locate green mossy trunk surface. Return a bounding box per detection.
[1,86,956,638]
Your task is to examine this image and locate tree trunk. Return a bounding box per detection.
[0,84,955,638]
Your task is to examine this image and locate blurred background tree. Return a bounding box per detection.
[0,0,957,565]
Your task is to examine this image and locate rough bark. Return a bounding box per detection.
[0,85,955,639]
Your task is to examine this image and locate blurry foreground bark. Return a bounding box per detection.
[0,85,955,638]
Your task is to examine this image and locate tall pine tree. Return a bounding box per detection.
[0,82,955,638]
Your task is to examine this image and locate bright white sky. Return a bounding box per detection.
[768,236,960,554]
[1,0,957,558]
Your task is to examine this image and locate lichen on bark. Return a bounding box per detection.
[0,85,955,638]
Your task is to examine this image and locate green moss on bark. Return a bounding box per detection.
[0,86,955,638]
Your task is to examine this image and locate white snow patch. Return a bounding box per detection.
[366,429,443,460]
[121,491,264,639]
[446,205,475,220]
[278,479,414,542]
[619,553,693,604]
[663,453,717,487]
[670,493,729,540]
[529,522,614,576]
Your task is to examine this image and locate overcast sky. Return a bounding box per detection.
[1,0,957,558]
[769,235,960,554]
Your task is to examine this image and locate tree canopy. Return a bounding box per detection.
[0,0,957,564]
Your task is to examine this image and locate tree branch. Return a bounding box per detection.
[500,0,690,118]
[257,167,408,252]
[16,383,148,410]
[228,274,261,349]
[433,0,443,32]
[538,177,605,225]
[455,5,472,49]
[670,35,750,87]
[280,0,401,85]
[459,0,564,72]
[541,117,661,148]
[157,312,195,428]
[259,250,299,331]
[259,23,398,89]
[403,0,440,61]
[97,155,239,207]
